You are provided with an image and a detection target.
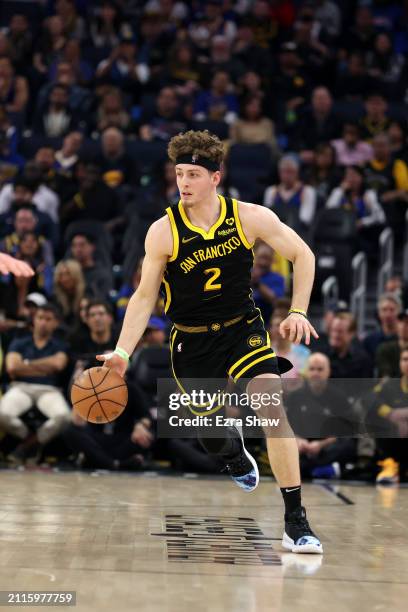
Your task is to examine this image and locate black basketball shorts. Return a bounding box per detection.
[169,310,281,414]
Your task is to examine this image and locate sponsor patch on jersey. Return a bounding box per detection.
[247,334,264,348]
[218,227,236,236]
[225,217,234,226]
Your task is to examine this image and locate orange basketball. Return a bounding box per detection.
[70,367,128,424]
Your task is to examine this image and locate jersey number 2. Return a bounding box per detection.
[204,267,221,292]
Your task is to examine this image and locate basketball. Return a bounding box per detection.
[70,367,128,424]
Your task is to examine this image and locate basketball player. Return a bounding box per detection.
[97,131,323,554]
[0,253,34,277]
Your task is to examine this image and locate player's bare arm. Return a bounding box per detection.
[238,201,318,345]
[96,215,173,376]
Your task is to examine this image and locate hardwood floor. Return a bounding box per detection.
[0,470,406,612]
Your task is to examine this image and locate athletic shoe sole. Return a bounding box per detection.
[282,531,323,554]
[232,420,260,492]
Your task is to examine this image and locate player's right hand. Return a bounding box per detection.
[96,351,127,378]
[0,253,34,277]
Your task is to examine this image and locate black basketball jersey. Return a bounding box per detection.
[162,195,255,325]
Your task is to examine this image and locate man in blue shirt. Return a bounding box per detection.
[0,303,71,463]
[251,241,285,326]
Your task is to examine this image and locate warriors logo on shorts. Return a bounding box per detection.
[247,334,264,348]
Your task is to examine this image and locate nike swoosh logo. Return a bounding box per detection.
[182,236,198,244]
[246,315,259,324]
[203,293,222,301]
[285,487,301,493]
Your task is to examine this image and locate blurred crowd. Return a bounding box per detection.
[0,0,407,483]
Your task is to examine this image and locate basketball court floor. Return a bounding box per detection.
[0,470,406,611]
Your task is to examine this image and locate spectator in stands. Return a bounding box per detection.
[69,299,117,361]
[0,303,70,464]
[139,316,167,348]
[232,24,272,79]
[388,120,408,160]
[55,0,86,39]
[363,293,400,359]
[4,14,33,73]
[66,295,89,348]
[359,93,390,142]
[189,0,236,51]
[322,312,372,378]
[0,205,53,266]
[165,42,201,94]
[292,6,333,86]
[340,5,375,57]
[96,89,132,134]
[365,132,408,239]
[368,347,408,484]
[23,162,60,223]
[229,94,279,155]
[116,258,143,321]
[286,352,356,479]
[366,32,405,101]
[331,123,373,167]
[69,232,113,299]
[96,127,136,188]
[37,60,92,116]
[34,147,77,207]
[269,313,311,383]
[326,165,385,259]
[12,231,54,298]
[49,39,93,88]
[139,86,187,141]
[96,36,149,99]
[365,132,408,202]
[376,308,408,378]
[0,119,25,184]
[250,242,285,326]
[270,41,310,130]
[0,175,59,229]
[90,1,132,49]
[292,86,341,163]
[304,142,340,205]
[33,16,67,76]
[55,131,83,176]
[244,0,278,51]
[60,162,123,232]
[263,155,316,238]
[203,35,245,86]
[193,71,239,125]
[0,56,29,115]
[33,83,77,138]
[53,259,86,328]
[314,0,342,39]
[334,52,373,102]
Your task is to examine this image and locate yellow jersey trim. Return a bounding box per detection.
[232,199,254,249]
[166,207,179,262]
[169,329,223,415]
[162,277,172,313]
[234,353,277,382]
[228,333,271,377]
[178,195,227,240]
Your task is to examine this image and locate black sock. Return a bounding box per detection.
[280,485,302,516]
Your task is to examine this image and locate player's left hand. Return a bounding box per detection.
[279,313,319,345]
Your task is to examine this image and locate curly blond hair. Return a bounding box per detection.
[168,130,225,166]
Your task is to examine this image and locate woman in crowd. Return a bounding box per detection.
[230,94,279,156]
[53,259,85,327]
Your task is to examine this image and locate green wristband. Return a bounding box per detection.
[114,347,130,362]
